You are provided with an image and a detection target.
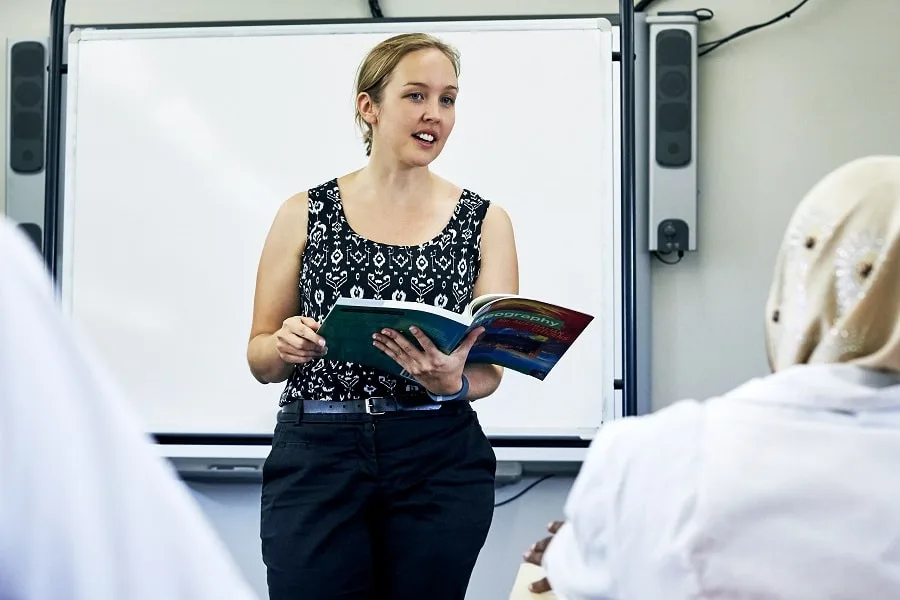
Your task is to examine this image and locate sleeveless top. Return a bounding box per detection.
[279,178,491,405]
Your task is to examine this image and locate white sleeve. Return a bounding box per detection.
[541,420,629,600]
[542,401,705,600]
[0,220,259,600]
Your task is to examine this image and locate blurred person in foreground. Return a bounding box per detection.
[0,218,259,600]
[520,155,900,599]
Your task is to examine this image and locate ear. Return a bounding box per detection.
[357,92,379,126]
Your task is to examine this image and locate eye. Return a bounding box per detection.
[407,92,424,101]
[441,96,456,106]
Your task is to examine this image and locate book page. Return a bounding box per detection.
[335,296,471,325]
[468,292,518,317]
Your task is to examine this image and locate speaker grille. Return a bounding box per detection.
[655,30,692,168]
[9,41,46,174]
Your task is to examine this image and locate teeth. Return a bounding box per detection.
[414,132,435,142]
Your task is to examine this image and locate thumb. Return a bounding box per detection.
[454,326,484,356]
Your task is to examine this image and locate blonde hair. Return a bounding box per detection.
[354,33,461,156]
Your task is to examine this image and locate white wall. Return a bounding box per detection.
[5,0,899,409]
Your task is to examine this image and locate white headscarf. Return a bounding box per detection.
[765,155,900,374]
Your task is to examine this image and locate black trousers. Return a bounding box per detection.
[259,402,497,600]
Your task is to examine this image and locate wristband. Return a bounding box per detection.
[427,374,469,402]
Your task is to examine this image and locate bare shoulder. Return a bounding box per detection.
[266,190,309,255]
[436,174,515,239]
[482,201,514,230]
[471,196,519,296]
[475,199,516,250]
[277,190,309,230]
[431,173,465,207]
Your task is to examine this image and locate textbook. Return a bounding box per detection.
[317,294,594,381]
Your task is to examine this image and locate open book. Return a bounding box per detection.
[317,294,594,381]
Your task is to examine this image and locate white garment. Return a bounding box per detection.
[543,363,900,600]
[0,219,259,600]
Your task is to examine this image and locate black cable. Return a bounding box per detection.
[653,250,684,265]
[368,0,384,19]
[43,0,67,286]
[620,0,638,418]
[699,0,812,57]
[494,475,554,508]
[634,0,659,11]
[657,8,714,22]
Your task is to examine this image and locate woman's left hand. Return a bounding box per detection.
[373,326,484,395]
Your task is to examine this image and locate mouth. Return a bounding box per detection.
[412,131,438,146]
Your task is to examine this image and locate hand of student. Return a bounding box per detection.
[274,316,328,364]
[372,325,484,395]
[523,520,565,594]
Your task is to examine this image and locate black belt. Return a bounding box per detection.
[281,396,465,417]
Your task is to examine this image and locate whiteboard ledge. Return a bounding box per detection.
[69,18,611,43]
[482,426,597,441]
[157,443,588,463]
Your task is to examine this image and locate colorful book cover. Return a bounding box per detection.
[467,297,594,381]
[317,295,594,381]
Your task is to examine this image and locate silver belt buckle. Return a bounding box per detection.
[365,397,387,415]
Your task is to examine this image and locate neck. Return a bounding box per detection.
[358,150,433,203]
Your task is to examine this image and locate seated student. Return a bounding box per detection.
[0,218,259,600]
[522,155,900,599]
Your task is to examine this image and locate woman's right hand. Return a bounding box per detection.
[274,316,327,364]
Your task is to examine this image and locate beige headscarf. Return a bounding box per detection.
[765,155,900,373]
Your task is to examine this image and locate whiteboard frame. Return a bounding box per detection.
[49,13,651,464]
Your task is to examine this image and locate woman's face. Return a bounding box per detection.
[362,48,458,167]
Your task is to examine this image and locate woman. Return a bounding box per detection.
[523,155,900,599]
[247,33,519,600]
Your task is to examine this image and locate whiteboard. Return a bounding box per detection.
[61,18,618,441]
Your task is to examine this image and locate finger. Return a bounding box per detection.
[548,520,565,534]
[529,577,552,594]
[372,337,411,370]
[284,318,326,347]
[452,326,485,357]
[278,331,325,353]
[278,349,325,364]
[523,549,543,566]
[408,326,439,353]
[532,535,553,554]
[372,332,406,357]
[379,328,422,355]
[299,316,321,332]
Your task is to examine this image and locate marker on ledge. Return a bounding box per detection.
[207,465,260,472]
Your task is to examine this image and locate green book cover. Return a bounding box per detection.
[317,295,594,382]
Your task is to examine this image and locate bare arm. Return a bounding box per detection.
[246,193,309,384]
[464,203,519,400]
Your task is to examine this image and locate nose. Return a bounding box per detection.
[423,98,442,123]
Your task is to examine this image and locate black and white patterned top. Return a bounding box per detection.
[279,178,491,405]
